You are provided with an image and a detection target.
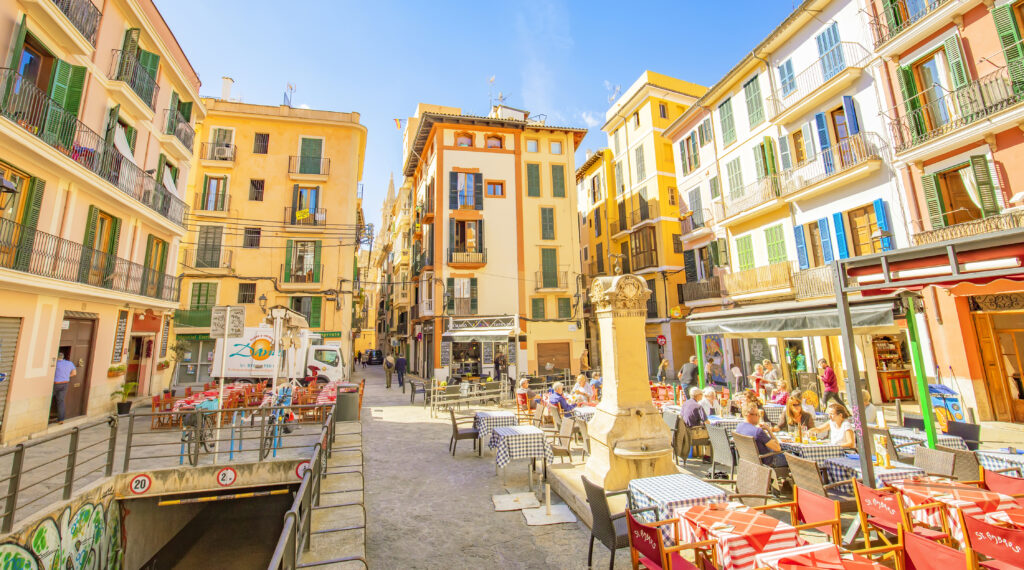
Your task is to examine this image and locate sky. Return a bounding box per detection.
[156,0,799,234]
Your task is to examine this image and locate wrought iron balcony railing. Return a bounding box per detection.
[723,175,783,218]
[163,108,194,151]
[52,0,101,45]
[194,192,229,212]
[913,210,1024,246]
[867,0,951,49]
[722,262,793,296]
[534,270,569,290]
[199,142,236,162]
[281,263,323,284]
[181,248,233,270]
[285,207,327,226]
[288,156,331,176]
[793,265,835,299]
[448,248,486,264]
[679,277,723,302]
[174,307,212,328]
[768,42,870,117]
[630,199,659,228]
[109,49,159,109]
[779,132,886,196]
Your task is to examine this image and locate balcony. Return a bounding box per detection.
[793,265,835,300]
[679,277,723,303]
[108,50,158,119]
[194,192,230,213]
[288,156,330,180]
[768,42,870,124]
[199,142,236,165]
[0,68,187,227]
[912,210,1024,246]
[629,199,660,228]
[410,304,419,321]
[779,132,885,203]
[450,299,476,316]
[421,298,434,317]
[280,263,323,285]
[448,248,487,266]
[586,260,606,277]
[722,175,785,225]
[0,216,179,303]
[174,307,212,328]
[886,66,1024,160]
[181,248,233,271]
[421,198,435,223]
[284,207,327,227]
[611,218,629,236]
[534,270,569,291]
[160,108,194,160]
[632,250,658,271]
[867,0,974,58]
[21,0,99,56]
[722,262,794,301]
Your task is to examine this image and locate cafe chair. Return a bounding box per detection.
[733,433,789,485]
[946,420,981,451]
[582,475,654,570]
[781,486,843,544]
[662,411,679,433]
[548,418,579,464]
[718,459,773,508]
[860,526,970,570]
[574,419,592,458]
[981,467,1024,506]
[865,427,919,464]
[707,425,736,479]
[958,507,1024,569]
[902,414,925,431]
[934,444,983,484]
[913,446,956,478]
[447,409,479,456]
[852,480,949,549]
[625,509,718,570]
[673,421,700,467]
[786,453,856,512]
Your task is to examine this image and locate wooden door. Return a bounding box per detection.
[59,318,94,419]
[536,342,570,375]
[973,313,1014,422]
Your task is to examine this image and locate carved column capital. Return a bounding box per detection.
[590,275,652,315]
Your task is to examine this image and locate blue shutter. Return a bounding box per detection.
[815,113,834,175]
[842,95,860,135]
[818,218,834,264]
[873,199,893,251]
[833,212,850,259]
[794,225,809,270]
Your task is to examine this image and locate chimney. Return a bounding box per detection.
[221,77,234,100]
[585,150,594,160]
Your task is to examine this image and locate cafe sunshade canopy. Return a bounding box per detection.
[685,299,897,338]
[441,328,513,343]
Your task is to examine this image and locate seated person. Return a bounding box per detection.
[516,378,540,410]
[734,402,787,467]
[797,391,816,416]
[571,374,595,404]
[729,389,764,415]
[809,403,856,449]
[774,393,815,433]
[589,375,603,399]
[680,387,708,428]
[700,386,721,417]
[548,381,575,413]
[862,389,879,425]
[770,378,791,405]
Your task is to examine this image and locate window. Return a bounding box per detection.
[904,49,954,133]
[450,219,483,253]
[455,172,479,207]
[486,181,504,197]
[289,296,321,327]
[541,208,555,239]
[709,176,720,199]
[243,227,261,248]
[557,298,571,319]
[764,225,787,264]
[591,174,603,203]
[486,135,502,149]
[541,248,559,287]
[816,22,846,81]
[237,283,256,303]
[249,179,265,201]
[455,133,473,147]
[526,139,538,152]
[668,189,676,206]
[677,284,685,304]
[614,162,624,195]
[645,279,658,317]
[778,60,796,96]
[744,75,765,127]
[583,246,589,261]
[594,208,601,237]
[287,240,320,282]
[201,176,227,210]
[527,164,540,196]
[633,112,640,128]
[531,298,545,319]
[596,243,605,273]
[698,118,713,147]
[210,127,234,159]
[298,137,324,174]
[630,226,657,270]
[291,185,321,223]
[550,141,562,154]
[719,98,736,145]
[253,133,269,154]
[922,155,999,228]
[847,205,882,256]
[791,128,809,164]
[659,103,668,119]
[726,158,743,199]
[552,164,566,197]
[804,221,825,268]
[635,145,646,181]
[736,235,754,271]
[613,129,621,154]
[196,226,222,268]
[0,164,29,223]
[446,277,477,314]
[672,234,683,253]
[190,282,217,309]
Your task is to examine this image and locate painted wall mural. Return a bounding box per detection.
[0,491,122,570]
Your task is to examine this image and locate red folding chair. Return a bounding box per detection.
[853,481,948,548]
[899,526,969,570]
[625,509,717,570]
[958,508,1024,569]
[982,467,1024,507]
[776,486,842,543]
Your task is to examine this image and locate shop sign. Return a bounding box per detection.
[112,311,128,363]
[482,342,493,365]
[440,341,451,366]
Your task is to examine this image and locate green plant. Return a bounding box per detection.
[111,379,138,402]
[168,342,188,363]
[107,364,126,376]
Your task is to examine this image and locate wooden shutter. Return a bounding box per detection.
[449,172,459,208]
[78,206,98,282]
[736,236,754,271]
[155,154,166,189]
[688,188,702,221]
[531,298,545,319]
[882,0,903,35]
[920,174,945,228]
[818,218,834,263]
[832,212,849,259]
[557,298,570,319]
[872,199,894,251]
[541,208,554,239]
[943,36,969,89]
[6,15,26,70]
[14,178,44,271]
[717,238,728,267]
[124,124,137,153]
[814,113,833,175]
[167,91,179,132]
[765,225,786,264]
[552,165,565,197]
[142,235,154,294]
[745,76,764,126]
[104,105,119,145]
[719,99,735,144]
[473,173,483,209]
[122,29,140,58]
[447,278,455,312]
[801,123,816,161]
[309,297,322,328]
[994,5,1024,93]
[753,145,767,180]
[43,60,72,141]
[778,136,792,170]
[541,249,557,288]
[897,66,924,139]
[842,96,860,135]
[970,155,1000,217]
[469,278,478,314]
[108,216,121,255]
[683,250,698,282]
[284,239,294,280]
[709,176,720,199]
[138,49,159,79]
[679,140,689,175]
[180,101,193,122]
[527,164,540,197]
[635,146,645,180]
[477,220,485,252]
[313,241,322,282]
[794,225,809,270]
[763,136,777,175]
[709,241,719,267]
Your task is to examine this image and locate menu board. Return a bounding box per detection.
[159,317,170,358]
[507,339,517,365]
[482,342,493,365]
[440,341,451,367]
[112,310,128,363]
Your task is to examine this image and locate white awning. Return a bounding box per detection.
[685,300,899,338]
[442,328,514,343]
[114,125,136,165]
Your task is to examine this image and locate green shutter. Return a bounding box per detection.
[156,154,166,188]
[180,101,193,122]
[897,66,924,139]
[527,164,540,197]
[736,235,754,271]
[541,248,557,288]
[309,297,322,328]
[541,208,554,239]
[449,172,458,208]
[469,278,477,314]
[473,173,483,210]
[299,138,323,174]
[78,206,98,283]
[882,0,903,35]
[719,99,735,145]
[943,36,969,89]
[313,241,322,282]
[921,174,945,229]
[557,298,571,319]
[679,140,689,175]
[124,125,137,153]
[104,106,119,144]
[753,146,768,180]
[138,49,159,79]
[447,278,455,312]
[993,5,1024,93]
[744,76,764,126]
[709,176,720,199]
[765,225,787,264]
[552,164,565,197]
[43,60,73,144]
[763,136,777,175]
[284,239,294,281]
[531,298,545,319]
[142,235,154,295]
[14,178,45,271]
[970,155,1000,217]
[167,91,179,133]
[709,240,720,267]
[118,29,140,79]
[7,15,26,70]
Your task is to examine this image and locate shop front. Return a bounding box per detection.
[173,334,216,386]
[437,316,516,382]
[971,294,1024,423]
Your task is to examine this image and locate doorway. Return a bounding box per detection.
[126,336,150,397]
[54,318,95,423]
[974,312,1024,423]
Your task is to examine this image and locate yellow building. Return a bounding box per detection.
[173,87,366,385]
[576,148,615,359]
[352,249,377,355]
[602,71,707,378]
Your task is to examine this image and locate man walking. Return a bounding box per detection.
[678,355,699,394]
[383,352,395,389]
[52,352,76,423]
[396,353,407,389]
[818,358,843,410]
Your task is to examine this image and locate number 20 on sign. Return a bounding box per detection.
[130,474,152,495]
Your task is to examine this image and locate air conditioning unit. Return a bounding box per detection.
[214,146,233,160]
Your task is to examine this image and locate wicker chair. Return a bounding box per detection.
[866,427,918,464]
[785,453,856,511]
[707,425,736,479]
[719,459,774,507]
[448,409,479,456]
[582,475,657,570]
[914,447,955,478]
[549,418,578,463]
[733,432,789,483]
[945,420,981,450]
[935,444,982,483]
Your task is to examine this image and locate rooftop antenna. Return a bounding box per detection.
[607,84,621,104]
[488,75,496,108]
[284,83,295,106]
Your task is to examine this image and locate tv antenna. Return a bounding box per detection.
[284,83,295,106]
[607,84,621,104]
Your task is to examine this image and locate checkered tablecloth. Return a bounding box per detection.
[572,406,596,423]
[474,411,517,443]
[316,381,360,404]
[708,416,744,436]
[764,404,784,424]
[628,473,729,543]
[754,543,888,570]
[892,477,1018,543]
[680,503,799,570]
[488,425,553,469]
[779,441,849,462]
[976,450,1024,474]
[888,427,968,455]
[171,383,248,411]
[822,456,924,495]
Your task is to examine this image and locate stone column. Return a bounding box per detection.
[583,275,676,491]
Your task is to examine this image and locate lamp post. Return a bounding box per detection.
[258,293,268,314]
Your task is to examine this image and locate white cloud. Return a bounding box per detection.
[579,111,600,128]
[298,103,311,109]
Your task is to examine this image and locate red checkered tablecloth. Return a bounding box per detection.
[680,503,799,570]
[315,381,359,404]
[171,383,249,411]
[754,543,887,570]
[892,477,1017,542]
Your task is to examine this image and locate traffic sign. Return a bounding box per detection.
[129,474,152,495]
[296,461,310,479]
[216,467,237,487]
[656,335,667,346]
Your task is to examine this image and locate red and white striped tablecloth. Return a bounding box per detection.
[892,477,1017,542]
[680,503,799,570]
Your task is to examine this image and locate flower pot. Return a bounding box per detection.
[116,401,132,415]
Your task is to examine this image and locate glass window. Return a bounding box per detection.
[526,139,538,152]
[243,227,260,248]
[237,283,256,303]
[659,103,668,119]
[314,349,339,367]
[486,181,504,197]
[203,176,226,210]
[913,51,951,129]
[719,98,736,145]
[456,133,473,147]
[0,163,29,223]
[531,298,545,319]
[550,141,562,154]
[937,164,983,225]
[486,136,502,149]
[249,179,264,201]
[253,133,269,154]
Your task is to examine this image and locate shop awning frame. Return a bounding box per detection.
[441,328,514,343]
[685,299,898,338]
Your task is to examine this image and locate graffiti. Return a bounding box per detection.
[0,493,122,570]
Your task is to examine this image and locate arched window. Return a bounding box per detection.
[486,135,503,149]
[455,133,473,147]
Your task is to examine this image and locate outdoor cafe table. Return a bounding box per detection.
[976,449,1024,473]
[488,425,553,477]
[763,403,827,425]
[754,542,889,570]
[821,456,924,495]
[707,416,744,436]
[316,381,359,404]
[891,476,1018,542]
[571,405,596,423]
[172,383,248,411]
[628,473,729,543]
[474,410,517,443]
[887,427,968,455]
[679,502,800,570]
[778,440,849,462]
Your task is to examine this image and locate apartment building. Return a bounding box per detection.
[398,103,586,381]
[173,90,366,385]
[602,72,707,378]
[576,148,615,361]
[352,249,377,355]
[371,181,394,354]
[0,0,201,440]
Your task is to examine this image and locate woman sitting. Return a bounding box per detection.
[729,389,763,416]
[571,374,595,404]
[700,386,721,417]
[774,392,815,433]
[809,403,856,448]
[770,378,792,404]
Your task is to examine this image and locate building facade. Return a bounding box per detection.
[576,148,615,363]
[172,92,366,385]
[0,0,201,440]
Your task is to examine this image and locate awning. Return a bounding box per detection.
[442,328,513,343]
[685,299,898,338]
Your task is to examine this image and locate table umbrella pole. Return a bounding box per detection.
[833,261,875,487]
[904,295,937,449]
[695,335,706,389]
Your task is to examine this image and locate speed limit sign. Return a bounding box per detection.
[216,467,237,487]
[129,474,152,495]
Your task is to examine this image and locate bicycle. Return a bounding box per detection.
[260,385,294,460]
[182,398,218,465]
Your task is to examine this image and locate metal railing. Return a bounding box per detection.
[768,42,870,117]
[288,156,330,176]
[421,298,435,316]
[163,108,194,151]
[181,247,233,270]
[534,270,569,290]
[679,276,723,302]
[913,210,1024,245]
[199,142,236,162]
[109,49,158,108]
[680,207,712,234]
[887,65,1024,153]
[52,0,101,45]
[194,192,230,212]
[724,175,783,218]
[793,265,835,299]
[0,68,187,226]
[448,248,486,264]
[284,207,327,226]
[586,260,606,277]
[173,307,212,327]
[429,378,511,418]
[281,264,323,284]
[632,250,658,271]
[867,0,951,49]
[0,216,180,301]
[779,132,886,196]
[629,199,659,227]
[722,262,793,296]
[449,298,476,316]
[611,218,629,235]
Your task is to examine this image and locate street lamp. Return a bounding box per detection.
[258,293,268,313]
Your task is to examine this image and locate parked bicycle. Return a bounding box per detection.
[261,385,295,460]
[181,398,219,465]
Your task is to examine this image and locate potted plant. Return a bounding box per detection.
[111,379,138,415]
[107,364,126,378]
[156,360,170,371]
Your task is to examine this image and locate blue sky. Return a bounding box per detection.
[156,0,798,231]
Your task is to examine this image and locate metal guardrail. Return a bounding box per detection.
[199,142,236,162]
[52,0,102,45]
[109,49,159,109]
[285,207,327,226]
[534,270,569,290]
[288,156,331,176]
[867,0,950,49]
[779,132,885,196]
[428,377,513,417]
[163,108,194,151]
[768,42,870,117]
[280,263,323,284]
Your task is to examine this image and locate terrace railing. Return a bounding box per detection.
[109,49,159,108]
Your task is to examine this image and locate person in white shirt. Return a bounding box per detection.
[862,389,879,425]
[700,386,720,417]
[809,403,856,448]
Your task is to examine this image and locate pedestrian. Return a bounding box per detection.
[677,355,698,394]
[657,356,669,384]
[360,351,367,368]
[762,359,779,387]
[818,358,843,410]
[355,350,361,366]
[730,361,745,392]
[52,352,76,423]
[383,352,395,389]
[580,348,591,373]
[396,353,407,389]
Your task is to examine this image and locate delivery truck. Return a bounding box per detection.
[212,326,346,384]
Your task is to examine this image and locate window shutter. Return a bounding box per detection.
[284,239,294,280]
[541,208,554,239]
[753,146,767,180]
[744,75,764,126]
[736,236,754,271]
[14,177,44,271]
[842,96,860,136]
[104,105,119,145]
[688,188,702,220]
[108,216,121,255]
[794,225,809,270]
[180,101,193,122]
[814,113,833,175]
[801,123,816,161]
[446,278,455,311]
[167,91,179,133]
[818,218,834,263]
[557,298,571,319]
[309,297,321,328]
[541,249,557,288]
[690,134,700,168]
[527,164,540,197]
[635,146,646,180]
[552,165,565,197]
[882,0,903,35]
[717,238,728,267]
[449,218,456,255]
[765,225,787,264]
[897,66,924,139]
[138,49,159,79]
[970,155,1000,217]
[6,15,26,70]
[943,35,969,90]
[531,298,545,319]
[142,235,154,293]
[313,241,322,282]
[473,173,483,209]
[763,136,777,175]
[832,212,849,259]
[43,59,73,142]
[119,29,140,79]
[778,136,792,170]
[125,125,137,153]
[477,219,485,252]
[872,199,894,251]
[78,206,98,282]
[449,172,459,207]
[469,278,478,314]
[679,140,689,175]
[994,5,1024,93]
[709,241,719,267]
[709,176,720,199]
[683,250,698,282]
[921,174,945,229]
